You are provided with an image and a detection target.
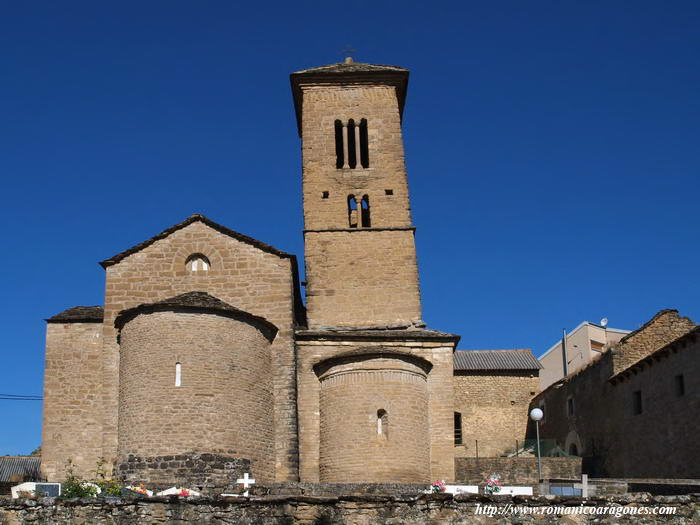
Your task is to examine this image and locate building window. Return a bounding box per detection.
[175,362,182,387]
[359,119,369,168]
[567,397,575,416]
[360,195,371,227]
[377,409,388,438]
[334,118,369,169]
[633,390,642,415]
[186,254,210,272]
[569,443,579,456]
[590,340,604,353]
[347,195,358,228]
[454,412,463,445]
[674,375,685,397]
[334,120,344,169]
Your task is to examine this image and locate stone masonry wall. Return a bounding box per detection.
[116,453,250,491]
[296,339,455,483]
[100,220,298,481]
[611,310,695,375]
[117,309,274,482]
[1,493,697,524]
[318,356,430,482]
[300,84,423,329]
[455,457,582,484]
[532,325,700,478]
[454,371,539,458]
[304,230,422,328]
[41,321,103,481]
[300,85,413,231]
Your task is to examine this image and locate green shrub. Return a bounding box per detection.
[61,460,99,498]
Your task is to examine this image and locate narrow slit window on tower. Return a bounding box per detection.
[175,362,182,387]
[334,120,344,169]
[360,195,371,228]
[377,409,388,438]
[186,253,210,272]
[347,195,358,228]
[675,374,685,397]
[347,119,357,169]
[633,390,642,415]
[454,412,463,445]
[359,118,369,168]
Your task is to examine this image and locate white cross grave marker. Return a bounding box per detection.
[573,474,595,498]
[236,472,256,497]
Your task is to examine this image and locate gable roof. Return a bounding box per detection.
[454,349,542,371]
[46,306,104,323]
[99,214,293,268]
[114,291,278,337]
[615,309,686,346]
[610,325,700,383]
[292,62,408,75]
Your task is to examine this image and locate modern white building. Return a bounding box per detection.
[538,321,630,391]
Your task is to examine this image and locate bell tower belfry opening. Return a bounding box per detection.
[291,59,423,329]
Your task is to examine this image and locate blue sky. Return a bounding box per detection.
[1,1,698,454]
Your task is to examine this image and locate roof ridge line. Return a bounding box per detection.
[99,214,293,268]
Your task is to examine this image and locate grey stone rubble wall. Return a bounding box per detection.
[1,493,699,524]
[455,457,581,485]
[116,453,250,491]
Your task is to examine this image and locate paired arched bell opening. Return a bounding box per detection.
[347,194,370,228]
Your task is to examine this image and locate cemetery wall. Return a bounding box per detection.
[455,457,582,484]
[0,493,697,524]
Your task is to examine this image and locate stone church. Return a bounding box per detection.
[41,59,541,489]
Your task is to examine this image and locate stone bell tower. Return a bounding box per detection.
[291,58,423,329]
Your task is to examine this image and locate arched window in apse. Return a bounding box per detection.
[377,409,388,438]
